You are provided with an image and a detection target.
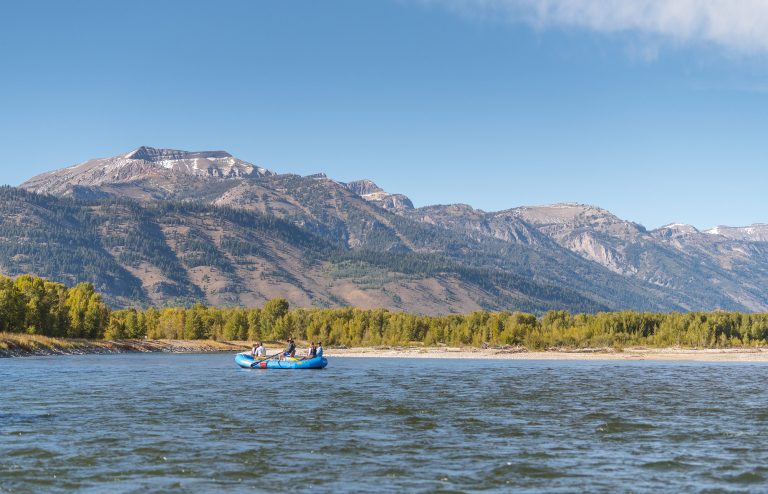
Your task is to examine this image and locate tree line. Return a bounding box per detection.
[3,274,768,348]
[0,275,110,338]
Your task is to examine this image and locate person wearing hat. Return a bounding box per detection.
[279,338,296,360]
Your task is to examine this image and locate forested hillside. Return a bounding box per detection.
[0,188,607,314]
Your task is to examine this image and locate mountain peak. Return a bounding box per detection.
[124,146,233,161]
[344,179,384,196]
[510,202,622,226]
[344,179,413,211]
[655,223,700,237]
[21,146,273,197]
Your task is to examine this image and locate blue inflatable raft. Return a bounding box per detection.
[235,353,328,369]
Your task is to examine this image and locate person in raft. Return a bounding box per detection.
[279,338,296,360]
[304,342,317,359]
[316,342,324,359]
[251,341,266,359]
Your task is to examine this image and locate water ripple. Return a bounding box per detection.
[3,355,768,492]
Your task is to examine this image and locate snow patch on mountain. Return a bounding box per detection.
[704,224,768,242]
[656,223,700,236]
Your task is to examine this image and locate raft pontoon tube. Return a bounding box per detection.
[235,353,328,369]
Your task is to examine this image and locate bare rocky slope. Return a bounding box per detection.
[10,146,768,312]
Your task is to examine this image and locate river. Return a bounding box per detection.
[2,353,768,492]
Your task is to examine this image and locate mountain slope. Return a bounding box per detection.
[0,187,606,314]
[16,146,768,312]
[403,201,768,310]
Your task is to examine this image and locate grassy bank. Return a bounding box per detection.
[0,333,246,358]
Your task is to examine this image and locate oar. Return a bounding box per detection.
[250,352,281,368]
[242,349,281,359]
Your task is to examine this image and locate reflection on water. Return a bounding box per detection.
[2,354,768,492]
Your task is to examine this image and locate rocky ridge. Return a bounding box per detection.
[705,224,768,242]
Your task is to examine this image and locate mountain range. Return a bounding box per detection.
[5,146,767,314]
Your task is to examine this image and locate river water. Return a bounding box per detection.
[2,354,768,493]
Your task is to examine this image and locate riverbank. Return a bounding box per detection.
[327,346,768,362]
[5,334,768,361]
[0,333,244,358]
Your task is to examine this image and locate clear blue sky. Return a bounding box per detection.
[1,0,766,229]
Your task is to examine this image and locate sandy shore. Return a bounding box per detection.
[325,346,768,362]
[5,333,768,361]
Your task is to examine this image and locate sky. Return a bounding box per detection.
[1,0,766,229]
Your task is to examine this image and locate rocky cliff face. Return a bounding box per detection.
[501,204,647,275]
[343,179,414,212]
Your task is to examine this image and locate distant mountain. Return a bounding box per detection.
[705,224,768,242]
[9,146,768,313]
